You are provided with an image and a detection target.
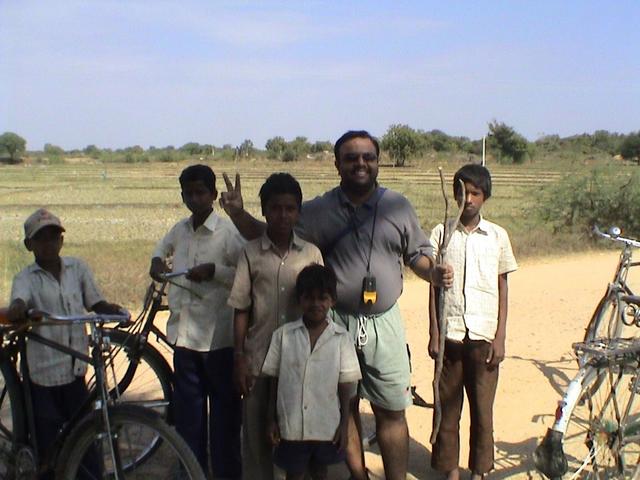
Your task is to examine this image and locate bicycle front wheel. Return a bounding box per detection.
[561,364,640,478]
[55,405,205,479]
[99,329,173,418]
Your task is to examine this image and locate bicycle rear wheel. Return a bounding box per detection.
[0,356,27,479]
[560,364,640,478]
[55,405,205,479]
[584,292,626,343]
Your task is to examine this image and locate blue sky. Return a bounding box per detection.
[1,1,638,150]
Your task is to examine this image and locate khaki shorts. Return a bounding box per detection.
[331,303,412,411]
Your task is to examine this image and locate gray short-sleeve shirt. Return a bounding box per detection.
[296,186,433,314]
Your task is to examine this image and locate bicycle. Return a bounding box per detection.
[583,226,640,344]
[97,271,188,421]
[0,309,204,479]
[534,328,640,479]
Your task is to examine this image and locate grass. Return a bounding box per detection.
[0,157,615,308]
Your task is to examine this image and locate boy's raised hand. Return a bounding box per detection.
[219,173,244,218]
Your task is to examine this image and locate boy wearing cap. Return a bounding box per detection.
[8,208,123,478]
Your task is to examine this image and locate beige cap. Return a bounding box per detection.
[24,208,65,240]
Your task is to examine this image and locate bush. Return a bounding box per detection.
[536,167,640,237]
[281,148,297,162]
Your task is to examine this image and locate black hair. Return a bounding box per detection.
[453,164,492,200]
[295,264,337,302]
[259,173,303,212]
[333,130,380,161]
[179,164,216,194]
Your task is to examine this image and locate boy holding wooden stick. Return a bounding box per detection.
[428,164,518,480]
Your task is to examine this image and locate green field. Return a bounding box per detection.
[0,159,581,308]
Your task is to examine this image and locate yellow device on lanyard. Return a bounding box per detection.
[362,275,377,305]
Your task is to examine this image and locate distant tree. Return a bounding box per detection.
[381,124,424,166]
[0,132,27,163]
[44,143,65,156]
[265,136,287,159]
[84,144,101,158]
[620,132,640,163]
[289,136,311,157]
[239,139,254,157]
[126,145,144,154]
[422,129,453,152]
[201,144,214,155]
[310,140,333,153]
[282,148,297,163]
[488,121,530,164]
[180,142,202,155]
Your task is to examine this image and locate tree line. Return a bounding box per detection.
[1,123,640,166]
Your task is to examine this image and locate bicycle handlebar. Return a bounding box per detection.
[159,269,189,280]
[27,309,131,325]
[593,225,640,248]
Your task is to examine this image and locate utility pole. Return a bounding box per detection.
[482,135,486,166]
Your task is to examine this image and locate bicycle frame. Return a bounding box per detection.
[103,279,175,400]
[0,314,128,474]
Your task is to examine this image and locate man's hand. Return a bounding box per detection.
[333,421,349,452]
[486,334,506,367]
[219,173,244,219]
[7,299,28,324]
[428,332,439,359]
[186,263,215,283]
[233,353,254,396]
[431,263,454,288]
[149,257,170,282]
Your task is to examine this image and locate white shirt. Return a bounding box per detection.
[152,211,245,351]
[10,257,104,386]
[430,218,518,342]
[262,318,362,441]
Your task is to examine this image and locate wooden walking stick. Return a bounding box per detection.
[430,168,465,445]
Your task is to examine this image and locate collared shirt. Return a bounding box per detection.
[296,186,434,314]
[10,257,104,387]
[262,318,361,441]
[227,232,323,376]
[430,218,518,342]
[152,211,244,352]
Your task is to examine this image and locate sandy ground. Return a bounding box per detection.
[353,250,627,480]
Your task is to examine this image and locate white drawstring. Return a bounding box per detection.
[357,314,369,349]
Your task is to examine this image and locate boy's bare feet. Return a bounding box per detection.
[470,472,485,480]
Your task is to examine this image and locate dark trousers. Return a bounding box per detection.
[173,346,242,479]
[30,377,99,480]
[431,338,499,474]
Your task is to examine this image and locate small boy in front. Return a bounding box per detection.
[8,208,123,478]
[149,164,244,479]
[227,172,323,480]
[428,164,518,480]
[262,264,361,480]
